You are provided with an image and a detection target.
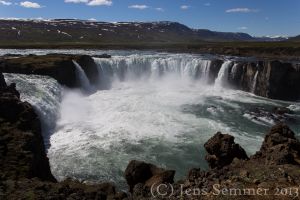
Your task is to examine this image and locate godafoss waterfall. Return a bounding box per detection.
[3,50,300,190]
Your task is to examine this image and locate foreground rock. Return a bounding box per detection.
[125,160,175,192]
[0,73,126,199]
[253,123,300,165]
[204,132,249,169]
[0,54,109,88]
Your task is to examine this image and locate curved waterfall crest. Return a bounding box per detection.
[93,55,215,87]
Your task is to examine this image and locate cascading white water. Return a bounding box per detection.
[93,55,213,88]
[73,60,93,91]
[3,73,62,147]
[199,60,212,83]
[251,70,259,93]
[230,63,239,80]
[215,61,233,88]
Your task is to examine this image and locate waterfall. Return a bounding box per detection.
[93,55,213,88]
[4,73,62,148]
[230,63,239,80]
[199,60,212,83]
[215,61,233,88]
[251,70,259,93]
[73,60,92,91]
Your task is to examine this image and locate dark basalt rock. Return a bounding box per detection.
[245,106,297,125]
[272,106,294,115]
[229,60,300,101]
[92,53,112,58]
[252,123,300,165]
[0,72,6,88]
[0,54,101,88]
[125,160,175,192]
[204,132,249,169]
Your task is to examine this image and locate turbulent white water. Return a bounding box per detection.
[3,50,300,190]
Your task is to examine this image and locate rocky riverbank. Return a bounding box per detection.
[1,71,300,199]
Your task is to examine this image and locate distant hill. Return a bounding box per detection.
[255,36,289,42]
[0,19,283,46]
[289,35,300,42]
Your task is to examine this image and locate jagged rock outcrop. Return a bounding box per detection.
[125,160,175,192]
[0,54,109,88]
[204,132,249,169]
[252,123,300,165]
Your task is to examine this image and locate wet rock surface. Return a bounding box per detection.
[244,106,297,125]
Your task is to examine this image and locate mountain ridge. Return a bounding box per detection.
[0,19,289,45]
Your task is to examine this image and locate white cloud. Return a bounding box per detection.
[0,1,12,6]
[237,26,248,30]
[65,0,112,6]
[226,8,258,13]
[155,7,164,12]
[88,18,97,21]
[204,3,211,6]
[129,5,148,10]
[180,5,190,10]
[87,0,112,6]
[20,1,43,8]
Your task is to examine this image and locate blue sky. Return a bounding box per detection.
[0,0,299,36]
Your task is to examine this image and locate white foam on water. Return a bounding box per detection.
[48,75,265,187]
